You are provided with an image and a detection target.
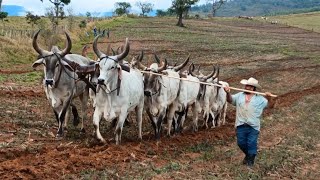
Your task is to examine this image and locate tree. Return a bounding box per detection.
[0,11,8,22]
[171,0,199,27]
[25,12,41,28]
[0,0,8,23]
[210,0,226,17]
[136,1,154,16]
[114,2,131,16]
[156,9,167,17]
[40,0,70,31]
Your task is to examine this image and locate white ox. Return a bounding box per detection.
[134,54,181,139]
[91,35,144,144]
[32,30,90,137]
[173,64,217,133]
[192,67,228,128]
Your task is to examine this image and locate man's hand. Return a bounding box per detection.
[223,84,230,93]
[223,84,233,103]
[265,92,273,97]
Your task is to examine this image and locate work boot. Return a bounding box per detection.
[247,154,256,167]
[242,154,248,165]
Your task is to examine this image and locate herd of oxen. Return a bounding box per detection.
[31,30,229,145]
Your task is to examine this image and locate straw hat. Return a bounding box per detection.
[240,77,262,89]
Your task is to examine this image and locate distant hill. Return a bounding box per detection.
[191,0,320,17]
[2,5,26,16]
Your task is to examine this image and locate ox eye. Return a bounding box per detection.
[110,66,115,70]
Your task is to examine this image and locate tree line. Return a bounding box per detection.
[191,0,320,17]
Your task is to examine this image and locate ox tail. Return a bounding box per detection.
[70,104,80,127]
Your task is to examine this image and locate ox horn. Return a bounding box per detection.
[157,58,167,72]
[173,55,190,72]
[82,44,89,57]
[203,66,216,80]
[32,30,50,56]
[136,51,148,70]
[111,47,116,55]
[106,44,111,55]
[60,32,72,57]
[213,66,220,82]
[188,63,198,77]
[154,54,161,64]
[116,38,130,61]
[138,50,144,61]
[93,34,104,59]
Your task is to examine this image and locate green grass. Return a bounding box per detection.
[0,71,42,86]
[275,12,320,32]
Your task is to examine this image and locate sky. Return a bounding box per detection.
[3,0,208,16]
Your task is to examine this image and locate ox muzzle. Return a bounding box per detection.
[45,79,54,86]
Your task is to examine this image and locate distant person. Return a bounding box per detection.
[223,77,274,167]
[93,26,97,37]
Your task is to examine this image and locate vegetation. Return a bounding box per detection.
[136,1,154,17]
[191,0,320,17]
[25,12,41,28]
[171,0,199,27]
[40,0,70,31]
[0,11,7,22]
[114,2,131,16]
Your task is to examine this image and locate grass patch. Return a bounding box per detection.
[0,71,43,86]
[186,140,214,153]
[152,161,182,174]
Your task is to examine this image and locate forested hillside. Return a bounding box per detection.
[191,0,320,16]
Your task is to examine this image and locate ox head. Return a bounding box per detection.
[189,64,218,100]
[32,30,72,87]
[93,34,130,86]
[136,54,167,98]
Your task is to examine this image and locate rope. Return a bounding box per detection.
[140,70,277,97]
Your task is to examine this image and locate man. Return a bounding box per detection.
[224,77,273,167]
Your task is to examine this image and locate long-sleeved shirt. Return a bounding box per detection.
[231,92,268,131]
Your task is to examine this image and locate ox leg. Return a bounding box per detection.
[70,104,80,127]
[178,113,186,133]
[146,109,157,137]
[115,112,127,145]
[79,92,88,133]
[56,95,73,137]
[156,110,166,140]
[178,106,189,133]
[93,107,105,143]
[166,105,177,137]
[135,103,144,141]
[53,110,59,124]
[222,103,227,126]
[63,108,71,131]
[192,104,199,132]
[210,111,216,129]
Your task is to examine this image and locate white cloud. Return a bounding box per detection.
[3,0,207,15]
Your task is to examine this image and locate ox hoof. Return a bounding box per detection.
[97,138,106,144]
[56,133,64,139]
[80,128,86,134]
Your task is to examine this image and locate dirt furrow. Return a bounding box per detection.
[0,124,235,179]
[275,84,320,108]
[224,65,320,83]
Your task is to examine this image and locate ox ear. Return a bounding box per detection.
[32,59,44,69]
[60,60,74,71]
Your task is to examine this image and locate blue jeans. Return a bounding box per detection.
[236,124,259,156]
